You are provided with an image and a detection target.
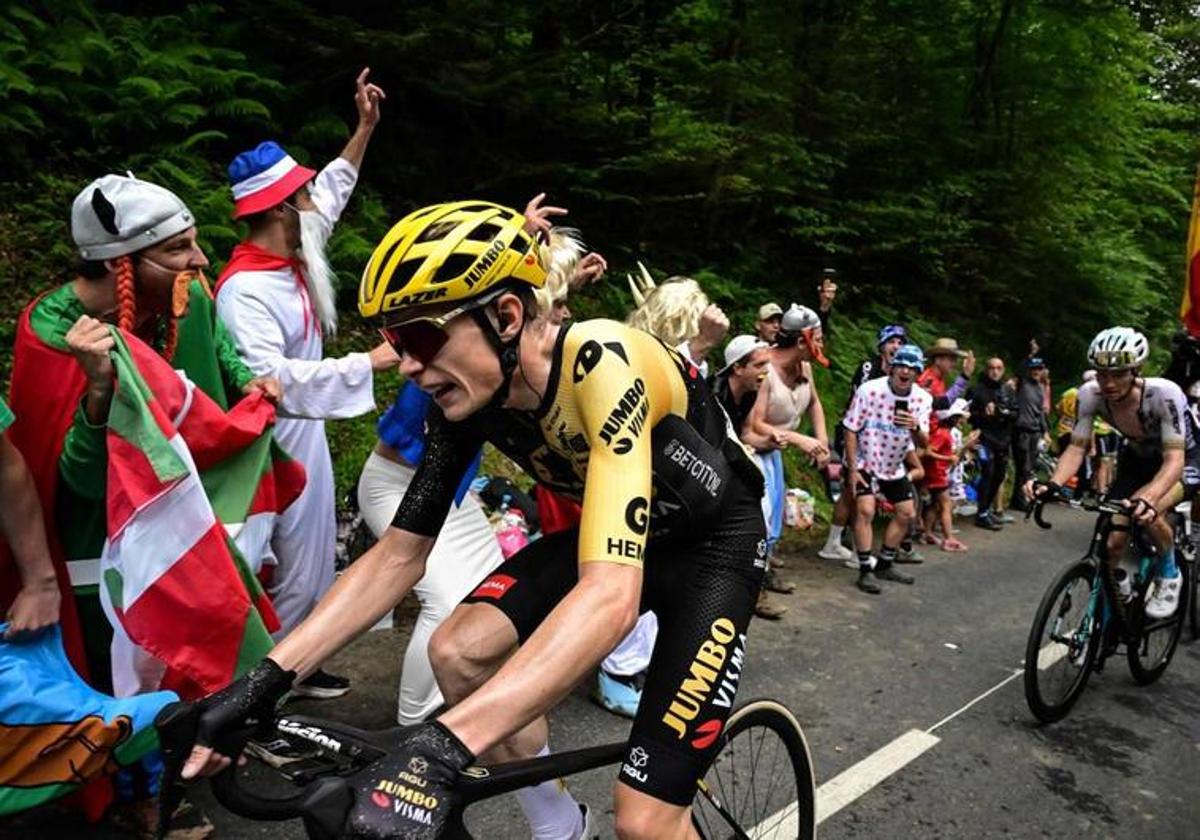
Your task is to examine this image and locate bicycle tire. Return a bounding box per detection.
[1189,557,1200,642]
[1023,561,1099,724]
[691,699,816,840]
[1127,559,1188,684]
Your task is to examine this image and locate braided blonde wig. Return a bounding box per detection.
[625,275,709,346]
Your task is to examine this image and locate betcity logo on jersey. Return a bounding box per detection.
[598,377,649,454]
[661,618,746,745]
[662,438,722,497]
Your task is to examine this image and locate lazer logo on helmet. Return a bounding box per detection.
[599,378,649,453]
[662,618,736,740]
[463,238,507,289]
[386,287,448,309]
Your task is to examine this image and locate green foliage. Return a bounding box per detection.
[2,0,1200,499]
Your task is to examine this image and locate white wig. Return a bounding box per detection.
[532,227,586,317]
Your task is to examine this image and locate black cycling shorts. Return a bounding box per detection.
[461,483,766,805]
[853,471,915,504]
[1096,432,1121,458]
[1108,446,1200,504]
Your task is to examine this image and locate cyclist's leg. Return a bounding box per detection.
[613,490,764,839]
[428,528,578,763]
[1103,449,1156,564]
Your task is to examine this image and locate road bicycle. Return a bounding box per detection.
[1168,501,1200,642]
[1022,494,1193,724]
[157,698,816,839]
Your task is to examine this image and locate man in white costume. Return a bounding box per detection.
[215,69,397,698]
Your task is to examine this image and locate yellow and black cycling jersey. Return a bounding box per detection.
[390,319,763,566]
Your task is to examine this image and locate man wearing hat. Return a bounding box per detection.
[215,68,397,699]
[819,323,908,564]
[2,171,285,835]
[753,302,783,344]
[1011,357,1049,512]
[917,337,976,409]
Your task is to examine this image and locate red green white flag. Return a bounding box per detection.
[99,328,304,698]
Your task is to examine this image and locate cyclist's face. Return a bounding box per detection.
[1096,368,1136,401]
[396,311,503,421]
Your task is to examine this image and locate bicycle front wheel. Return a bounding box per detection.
[1023,561,1100,723]
[1127,559,1189,684]
[692,699,816,840]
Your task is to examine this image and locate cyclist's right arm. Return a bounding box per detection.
[181,410,480,780]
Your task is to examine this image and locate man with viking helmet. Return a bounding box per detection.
[3,171,277,837]
[183,200,769,840]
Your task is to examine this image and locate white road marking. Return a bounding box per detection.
[798,666,1024,828]
[926,668,1022,733]
[814,729,941,824]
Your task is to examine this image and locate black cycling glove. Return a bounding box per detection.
[344,721,474,840]
[194,658,296,760]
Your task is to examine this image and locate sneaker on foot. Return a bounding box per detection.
[291,669,350,700]
[994,511,1016,524]
[975,515,1002,531]
[856,570,882,594]
[875,562,915,584]
[895,546,925,564]
[578,802,596,839]
[1145,575,1182,619]
[818,543,854,562]
[755,590,788,620]
[765,570,796,594]
[593,669,645,719]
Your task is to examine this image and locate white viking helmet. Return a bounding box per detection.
[71,173,194,260]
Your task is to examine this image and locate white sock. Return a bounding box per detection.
[514,745,583,840]
[824,525,845,549]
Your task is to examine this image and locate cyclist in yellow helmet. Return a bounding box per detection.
[182,200,767,839]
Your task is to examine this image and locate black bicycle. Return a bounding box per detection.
[1169,500,1200,642]
[1022,494,1193,724]
[157,698,816,839]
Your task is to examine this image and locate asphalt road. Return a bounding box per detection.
[5,507,1198,839]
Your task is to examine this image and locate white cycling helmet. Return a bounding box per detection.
[1087,327,1148,371]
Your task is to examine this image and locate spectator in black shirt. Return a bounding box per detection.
[969,357,1019,530]
[1011,357,1049,511]
[713,335,776,449]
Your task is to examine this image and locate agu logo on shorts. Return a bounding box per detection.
[471,573,517,600]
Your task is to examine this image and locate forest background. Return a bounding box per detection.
[1,0,1198,499]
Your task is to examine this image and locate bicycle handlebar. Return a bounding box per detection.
[156,702,362,838]
[1026,490,1137,531]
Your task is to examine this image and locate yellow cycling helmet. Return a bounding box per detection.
[359,200,547,325]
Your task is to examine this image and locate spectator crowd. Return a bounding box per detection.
[0,66,1159,840]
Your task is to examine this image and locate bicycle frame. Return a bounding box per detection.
[1034,499,1171,663]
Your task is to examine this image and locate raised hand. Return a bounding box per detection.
[522,193,568,242]
[355,67,386,130]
